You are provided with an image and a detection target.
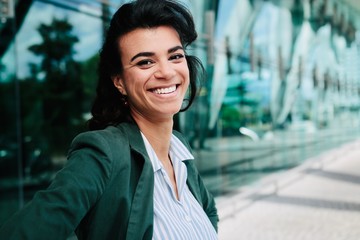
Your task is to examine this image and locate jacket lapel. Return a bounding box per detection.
[118,123,154,239]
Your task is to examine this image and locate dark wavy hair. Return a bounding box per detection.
[88,0,205,130]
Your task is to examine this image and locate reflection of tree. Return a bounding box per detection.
[80,54,98,112]
[0,61,17,139]
[221,105,240,136]
[27,17,83,154]
[0,80,17,138]
[221,78,261,136]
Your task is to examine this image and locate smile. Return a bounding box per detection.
[152,85,177,95]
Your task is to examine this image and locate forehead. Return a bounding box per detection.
[118,26,183,56]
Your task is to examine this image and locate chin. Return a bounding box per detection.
[162,108,182,117]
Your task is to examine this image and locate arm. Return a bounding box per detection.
[0,131,113,239]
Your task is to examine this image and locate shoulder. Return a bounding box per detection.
[71,125,128,148]
[65,124,136,184]
[68,124,133,162]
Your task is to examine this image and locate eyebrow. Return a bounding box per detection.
[130,45,184,62]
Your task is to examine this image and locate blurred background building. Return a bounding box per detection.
[1,0,360,227]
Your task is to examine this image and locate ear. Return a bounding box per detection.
[112,75,127,95]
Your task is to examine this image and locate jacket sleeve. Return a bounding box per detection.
[184,160,219,231]
[0,131,114,240]
[195,168,219,231]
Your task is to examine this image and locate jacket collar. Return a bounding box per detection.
[116,122,149,157]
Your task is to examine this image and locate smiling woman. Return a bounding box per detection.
[0,0,218,239]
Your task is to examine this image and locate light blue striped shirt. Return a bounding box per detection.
[141,133,218,240]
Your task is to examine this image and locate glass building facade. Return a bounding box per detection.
[1,0,360,227]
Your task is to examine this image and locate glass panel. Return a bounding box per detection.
[0,0,105,225]
[0,7,22,224]
[18,0,103,195]
[186,0,360,197]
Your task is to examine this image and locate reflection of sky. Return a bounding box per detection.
[215,0,237,40]
[7,1,102,79]
[215,1,273,107]
[252,3,274,53]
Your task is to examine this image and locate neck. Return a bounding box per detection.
[133,115,173,162]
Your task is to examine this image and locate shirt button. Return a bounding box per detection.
[185,215,192,222]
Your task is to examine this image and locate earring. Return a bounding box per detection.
[114,84,128,107]
[121,94,128,107]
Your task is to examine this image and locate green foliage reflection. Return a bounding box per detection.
[26,17,84,155]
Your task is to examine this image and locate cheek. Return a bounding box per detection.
[182,67,190,86]
[178,61,190,80]
[122,71,150,97]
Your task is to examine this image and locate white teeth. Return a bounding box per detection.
[153,85,176,94]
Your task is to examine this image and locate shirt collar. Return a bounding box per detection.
[140,132,194,173]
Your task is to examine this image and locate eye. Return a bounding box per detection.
[136,59,154,67]
[169,53,185,61]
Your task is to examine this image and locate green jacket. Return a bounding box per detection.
[0,122,218,239]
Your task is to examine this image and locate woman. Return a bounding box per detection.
[0,0,218,239]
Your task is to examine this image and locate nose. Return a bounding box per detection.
[154,60,176,79]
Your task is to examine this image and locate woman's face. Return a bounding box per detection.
[113,26,190,123]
